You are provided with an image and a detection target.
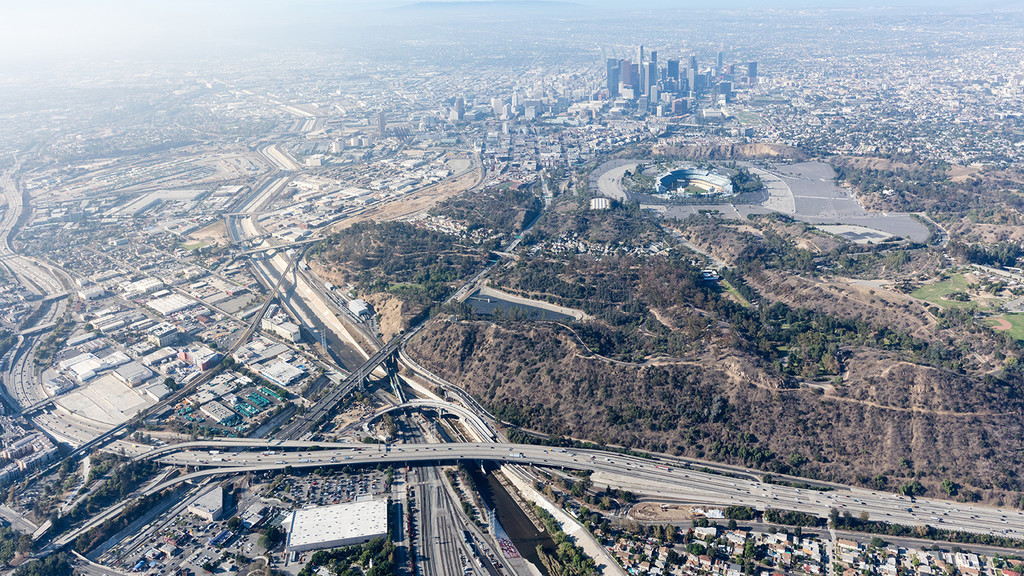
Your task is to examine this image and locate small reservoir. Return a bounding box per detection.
[466,289,579,322]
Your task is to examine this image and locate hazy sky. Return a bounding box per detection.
[1,0,1019,68]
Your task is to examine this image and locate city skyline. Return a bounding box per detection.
[2,2,1024,576]
[2,0,1023,67]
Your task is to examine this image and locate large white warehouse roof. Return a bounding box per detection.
[286,499,388,552]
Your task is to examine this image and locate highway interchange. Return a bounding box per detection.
[1,168,73,418]
[131,439,1024,540]
[5,152,1024,575]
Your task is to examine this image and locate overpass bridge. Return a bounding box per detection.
[233,238,319,255]
[367,399,495,441]
[47,442,770,552]
[115,440,1024,543]
[276,334,405,439]
[17,322,57,337]
[47,439,1024,555]
[20,396,55,416]
[39,292,70,303]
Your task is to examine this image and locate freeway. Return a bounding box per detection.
[260,144,302,172]
[398,350,496,427]
[235,237,318,255]
[0,167,66,298]
[48,466,244,551]
[219,147,518,441]
[220,163,404,438]
[225,174,290,244]
[0,166,75,423]
[276,334,404,439]
[4,335,48,409]
[370,400,496,442]
[133,440,1024,541]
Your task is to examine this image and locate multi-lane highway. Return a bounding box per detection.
[8,145,1021,572]
[6,151,1012,568]
[0,168,69,301]
[133,440,1024,541]
[0,167,74,421]
[277,335,404,439]
[4,336,48,409]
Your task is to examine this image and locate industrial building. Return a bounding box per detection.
[348,299,372,318]
[179,345,221,371]
[142,347,178,367]
[286,499,388,552]
[59,350,131,383]
[147,322,182,347]
[112,361,155,387]
[261,316,301,343]
[77,286,106,300]
[187,486,224,522]
[241,503,268,528]
[121,277,165,298]
[44,376,75,396]
[258,361,305,387]
[199,401,237,425]
[148,293,197,316]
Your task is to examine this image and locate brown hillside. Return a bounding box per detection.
[654,142,809,161]
[408,319,1024,503]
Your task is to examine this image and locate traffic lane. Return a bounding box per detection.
[152,445,1024,538]
[141,438,1024,531]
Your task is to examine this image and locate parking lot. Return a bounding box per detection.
[101,467,392,575]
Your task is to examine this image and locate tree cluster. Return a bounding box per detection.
[431,184,542,234]
[763,508,824,527]
[297,537,395,576]
[533,506,599,576]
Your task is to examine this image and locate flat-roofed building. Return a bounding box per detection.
[286,499,388,552]
[113,361,154,387]
[259,361,304,387]
[148,294,197,316]
[147,322,182,347]
[187,486,224,522]
[348,299,372,318]
[261,318,301,343]
[180,345,221,371]
[142,347,178,367]
[199,401,236,425]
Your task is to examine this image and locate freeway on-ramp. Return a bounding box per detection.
[126,440,1024,542]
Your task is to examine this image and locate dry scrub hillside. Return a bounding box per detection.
[671,217,1017,373]
[944,218,1024,245]
[312,185,543,320]
[328,184,1024,505]
[407,204,1024,504]
[748,270,933,336]
[408,319,1024,504]
[830,155,1024,223]
[653,142,808,161]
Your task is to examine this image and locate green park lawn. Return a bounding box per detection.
[719,279,752,308]
[732,111,764,125]
[987,314,1024,341]
[911,273,975,308]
